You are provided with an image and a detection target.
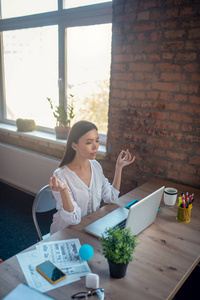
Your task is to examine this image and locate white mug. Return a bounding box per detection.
[164,187,178,207]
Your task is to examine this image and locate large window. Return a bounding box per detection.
[66,24,112,134]
[3,26,58,128]
[0,1,112,135]
[1,0,57,19]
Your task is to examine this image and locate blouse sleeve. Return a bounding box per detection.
[101,176,120,204]
[93,161,120,204]
[52,169,82,226]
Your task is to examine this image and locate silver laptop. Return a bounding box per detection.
[85,186,165,237]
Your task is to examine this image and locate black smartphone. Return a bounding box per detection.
[36,260,66,284]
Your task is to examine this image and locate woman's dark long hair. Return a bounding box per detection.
[59,120,98,167]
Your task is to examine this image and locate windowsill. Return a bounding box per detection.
[0,123,106,157]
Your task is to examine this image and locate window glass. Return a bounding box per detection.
[1,0,57,19]
[3,26,58,128]
[66,23,112,134]
[63,0,111,10]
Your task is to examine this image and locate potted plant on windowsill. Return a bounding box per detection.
[100,227,138,279]
[47,94,75,139]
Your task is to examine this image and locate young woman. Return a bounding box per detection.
[49,120,135,235]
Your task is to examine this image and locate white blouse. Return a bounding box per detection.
[50,160,120,235]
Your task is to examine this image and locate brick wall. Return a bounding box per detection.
[101,0,200,194]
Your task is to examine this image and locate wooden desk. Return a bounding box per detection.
[0,179,199,300]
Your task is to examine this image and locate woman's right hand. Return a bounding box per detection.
[49,173,67,192]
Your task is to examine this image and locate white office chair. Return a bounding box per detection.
[32,184,57,241]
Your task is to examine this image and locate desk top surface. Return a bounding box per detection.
[0,178,200,300]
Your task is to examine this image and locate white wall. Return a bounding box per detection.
[0,142,60,194]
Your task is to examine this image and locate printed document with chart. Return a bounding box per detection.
[17,239,91,293]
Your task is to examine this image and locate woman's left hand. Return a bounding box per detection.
[116,149,135,169]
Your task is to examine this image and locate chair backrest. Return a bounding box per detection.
[32,184,56,241]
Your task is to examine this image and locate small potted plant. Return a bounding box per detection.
[100,227,138,278]
[16,118,36,132]
[47,94,75,139]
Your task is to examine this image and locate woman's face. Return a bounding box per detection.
[72,129,99,160]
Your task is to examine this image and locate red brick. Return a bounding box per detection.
[180,84,199,94]
[139,1,160,10]
[137,11,150,21]
[173,162,196,175]
[160,92,173,101]
[150,31,162,41]
[109,107,120,115]
[147,91,159,100]
[180,104,200,115]
[155,62,180,71]
[161,72,185,81]
[136,32,146,41]
[167,151,187,161]
[191,74,200,81]
[175,52,197,61]
[176,143,193,152]
[133,91,146,99]
[110,97,120,106]
[133,22,155,32]
[180,6,195,16]
[162,52,175,60]
[195,118,200,125]
[141,165,152,173]
[166,8,179,19]
[174,94,188,102]
[153,167,165,175]
[112,80,128,90]
[144,111,170,120]
[127,81,151,90]
[154,149,166,157]
[160,20,178,29]
[181,124,193,132]
[113,73,134,81]
[179,173,199,187]
[188,28,200,39]
[113,63,126,72]
[189,95,200,104]
[113,54,125,63]
[129,62,154,72]
[164,30,186,39]
[167,103,180,111]
[129,100,152,108]
[184,135,200,144]
[152,82,179,92]
[160,41,184,51]
[147,137,174,148]
[189,156,200,165]
[148,53,161,61]
[152,120,180,131]
[185,40,200,50]
[170,113,192,123]
[151,10,163,21]
[134,72,159,81]
[167,170,179,181]
[170,132,183,141]
[112,88,128,99]
[153,102,166,109]
[183,63,198,72]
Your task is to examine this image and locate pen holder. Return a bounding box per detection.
[176,204,192,223]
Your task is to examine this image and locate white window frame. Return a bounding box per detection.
[0,1,112,144]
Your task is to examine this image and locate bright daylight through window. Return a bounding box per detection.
[0,0,112,135]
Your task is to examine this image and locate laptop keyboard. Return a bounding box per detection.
[113,219,127,230]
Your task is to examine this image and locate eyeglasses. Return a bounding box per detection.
[71,288,105,299]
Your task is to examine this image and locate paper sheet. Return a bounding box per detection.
[17,239,91,293]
